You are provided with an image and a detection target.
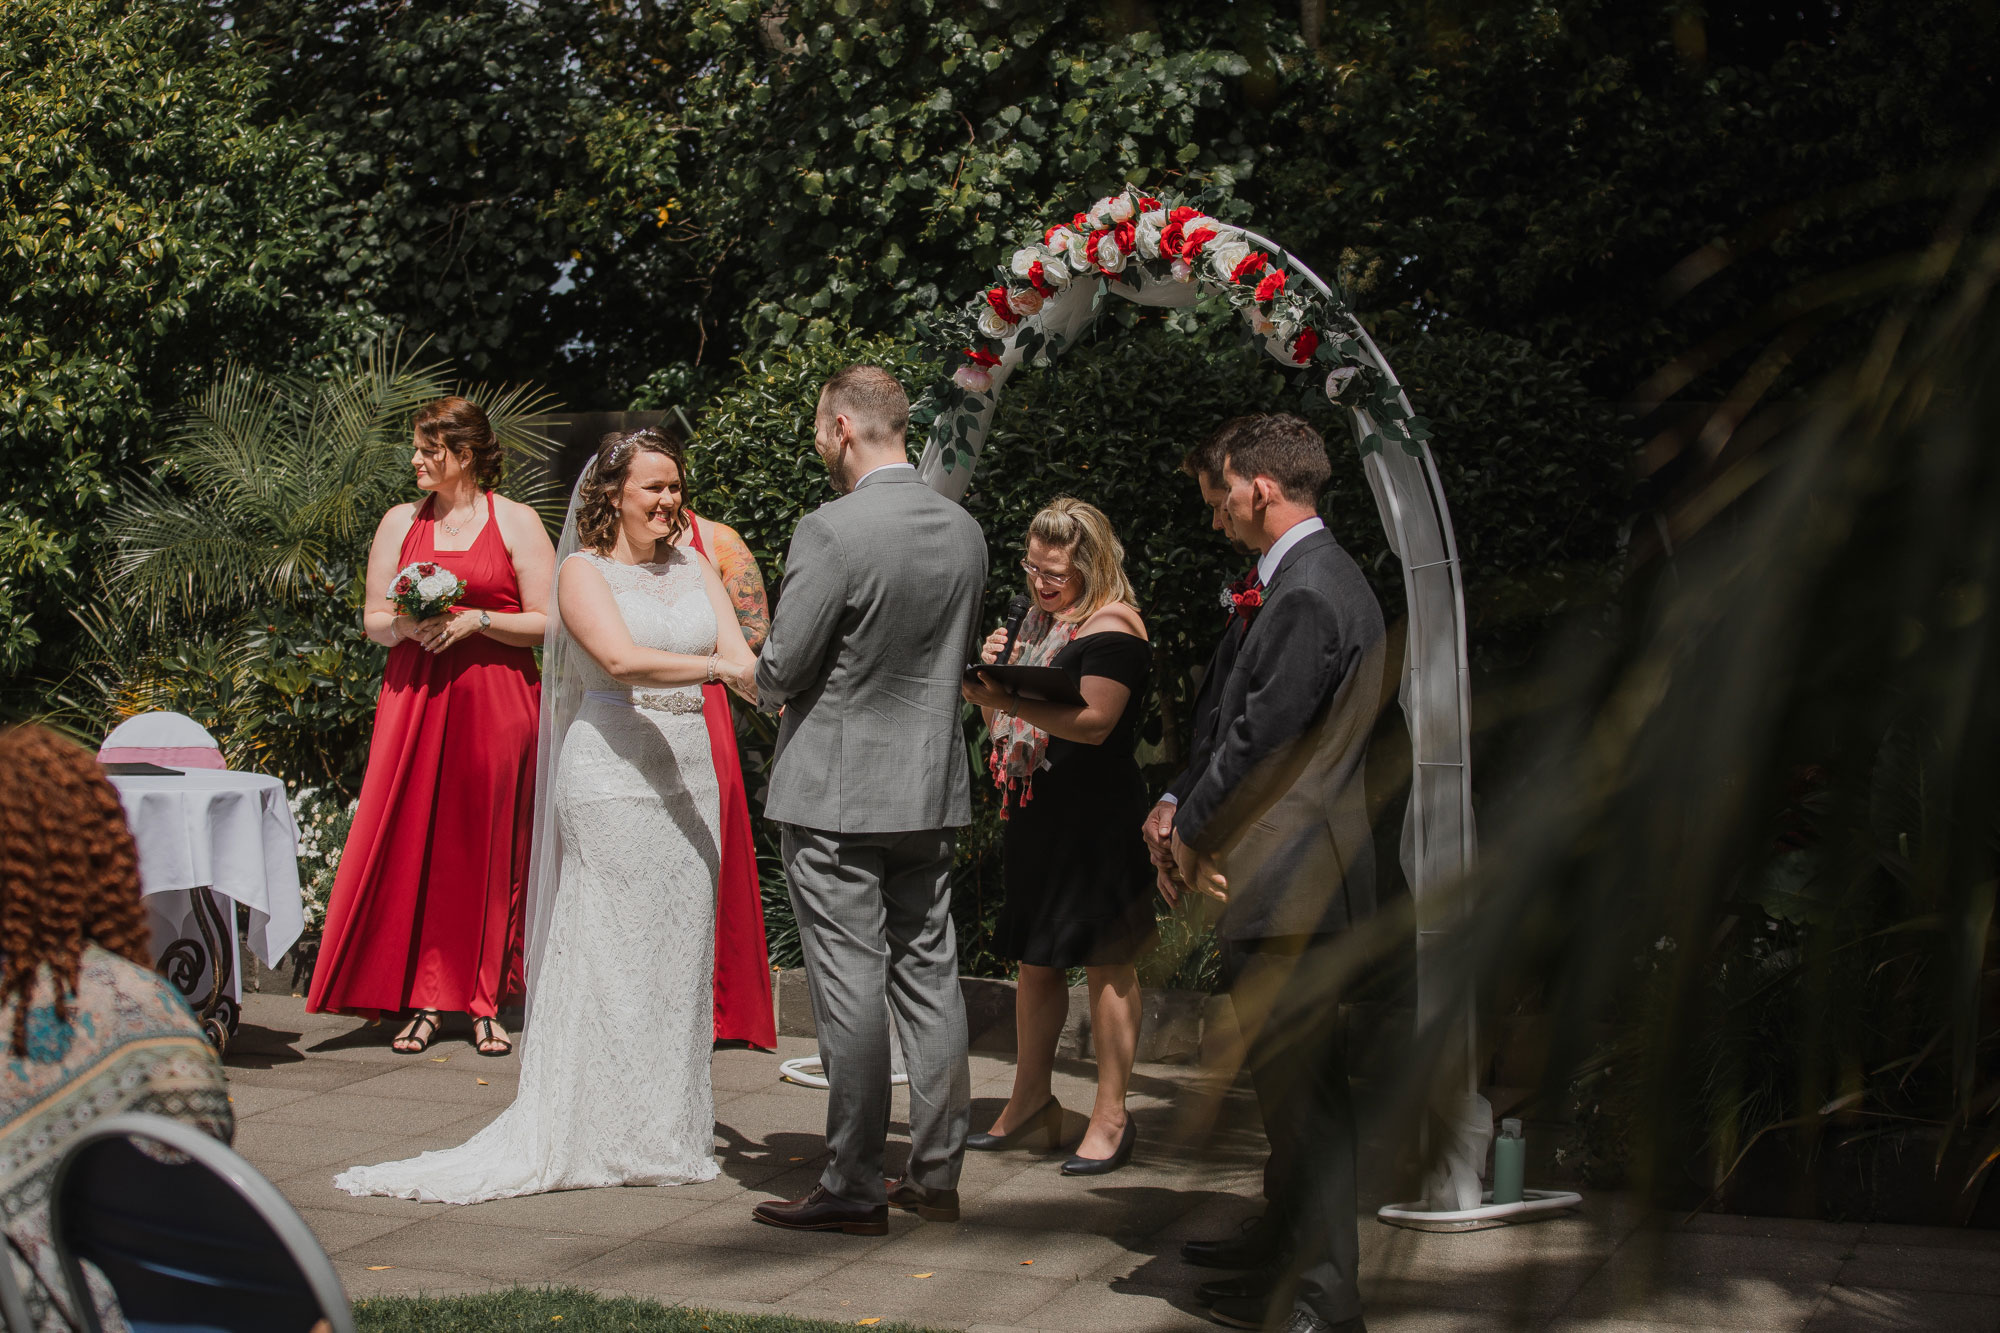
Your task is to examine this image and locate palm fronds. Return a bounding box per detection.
[102,333,560,628]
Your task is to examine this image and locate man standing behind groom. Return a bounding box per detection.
[1145,415,1386,1333]
[751,365,988,1236]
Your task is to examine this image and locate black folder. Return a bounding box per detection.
[962,663,1085,705]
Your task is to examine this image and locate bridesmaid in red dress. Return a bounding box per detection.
[307,397,556,1057]
[684,506,778,1051]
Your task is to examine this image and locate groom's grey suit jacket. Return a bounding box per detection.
[756,466,988,833]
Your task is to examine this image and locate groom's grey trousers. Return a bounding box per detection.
[781,824,970,1205]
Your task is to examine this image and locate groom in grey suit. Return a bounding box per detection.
[750,364,988,1235]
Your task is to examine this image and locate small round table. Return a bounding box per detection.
[106,768,305,1052]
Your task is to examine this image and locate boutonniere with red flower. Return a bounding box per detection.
[1220,571,1264,623]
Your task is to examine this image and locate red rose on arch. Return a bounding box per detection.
[1253,270,1287,303]
[1159,221,1188,258]
[986,287,1019,323]
[1167,205,1202,224]
[1291,328,1319,364]
[1137,195,1162,211]
[964,347,1001,367]
[1044,223,1070,248]
[1072,211,1091,233]
[1181,226,1219,260]
[1230,252,1268,284]
[1026,261,1056,296]
[1112,219,1137,254]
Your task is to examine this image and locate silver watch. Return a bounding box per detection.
[478,610,491,631]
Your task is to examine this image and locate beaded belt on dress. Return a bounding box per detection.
[584,688,706,715]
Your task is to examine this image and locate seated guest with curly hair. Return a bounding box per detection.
[0,724,233,1331]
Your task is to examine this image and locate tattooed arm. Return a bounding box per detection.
[704,518,772,652]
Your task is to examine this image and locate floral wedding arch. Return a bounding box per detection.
[910,187,1506,1219]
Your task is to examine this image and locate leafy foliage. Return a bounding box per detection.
[221,0,691,398]
[0,0,335,687]
[674,1,1258,350]
[1436,184,2000,1216]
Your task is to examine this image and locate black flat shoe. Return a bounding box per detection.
[1060,1116,1136,1175]
[1197,1268,1276,1306]
[1182,1215,1278,1269]
[965,1097,1065,1151]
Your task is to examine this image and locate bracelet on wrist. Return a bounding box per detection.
[706,654,720,684]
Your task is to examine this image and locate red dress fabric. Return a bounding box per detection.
[689,521,777,1050]
[308,493,539,1017]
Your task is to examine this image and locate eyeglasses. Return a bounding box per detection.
[1020,559,1071,588]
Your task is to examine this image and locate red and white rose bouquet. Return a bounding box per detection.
[388,561,466,621]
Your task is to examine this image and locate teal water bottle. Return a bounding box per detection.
[1491,1117,1525,1205]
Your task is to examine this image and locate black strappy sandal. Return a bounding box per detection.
[392,1009,441,1054]
[471,1015,512,1057]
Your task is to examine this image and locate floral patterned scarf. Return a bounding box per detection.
[986,606,1077,813]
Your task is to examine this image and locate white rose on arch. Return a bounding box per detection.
[1044,226,1079,256]
[1208,239,1252,285]
[978,305,1013,338]
[1010,248,1042,279]
[1325,366,1361,402]
[1036,256,1071,289]
[1093,239,1129,275]
[1106,193,1136,223]
[1136,215,1165,260]
[1063,230,1092,273]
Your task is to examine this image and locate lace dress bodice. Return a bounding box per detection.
[569,550,718,713]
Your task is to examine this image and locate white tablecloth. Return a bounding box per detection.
[108,769,305,1001]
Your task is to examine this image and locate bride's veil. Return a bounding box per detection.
[520,459,596,1045]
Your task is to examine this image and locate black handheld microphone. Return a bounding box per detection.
[999,594,1032,665]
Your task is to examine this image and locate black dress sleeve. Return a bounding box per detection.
[1069,631,1150,691]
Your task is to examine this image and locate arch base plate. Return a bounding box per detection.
[1375,1189,1584,1233]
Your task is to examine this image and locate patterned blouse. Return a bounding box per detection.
[0,945,233,1331]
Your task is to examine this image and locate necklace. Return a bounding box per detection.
[437,501,479,538]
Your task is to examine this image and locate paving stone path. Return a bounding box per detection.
[225,995,2000,1331]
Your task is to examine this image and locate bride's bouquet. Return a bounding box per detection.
[388,561,467,621]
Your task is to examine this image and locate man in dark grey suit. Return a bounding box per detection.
[750,365,988,1236]
[1143,415,1385,1333]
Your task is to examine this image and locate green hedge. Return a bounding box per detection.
[677,313,1628,982]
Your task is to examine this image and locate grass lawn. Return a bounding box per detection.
[351,1286,941,1331]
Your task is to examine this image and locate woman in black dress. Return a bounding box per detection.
[961,497,1155,1175]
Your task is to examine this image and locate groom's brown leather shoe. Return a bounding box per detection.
[752,1185,889,1235]
[885,1176,960,1222]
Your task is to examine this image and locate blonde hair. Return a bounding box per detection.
[1028,497,1137,622]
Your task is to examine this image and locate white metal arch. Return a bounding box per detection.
[915,228,1496,1217]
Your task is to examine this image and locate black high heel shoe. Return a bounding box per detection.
[1060,1116,1136,1176]
[965,1097,1065,1151]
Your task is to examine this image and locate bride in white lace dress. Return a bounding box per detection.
[336,428,757,1204]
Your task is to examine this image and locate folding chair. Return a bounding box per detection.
[50,1114,354,1333]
